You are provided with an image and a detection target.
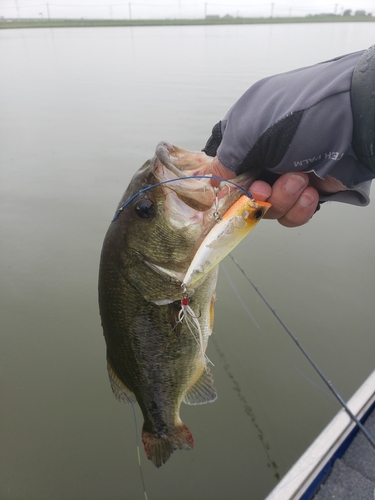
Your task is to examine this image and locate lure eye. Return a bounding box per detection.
[254,209,264,220]
[135,198,155,219]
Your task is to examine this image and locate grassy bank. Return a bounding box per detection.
[1,15,375,30]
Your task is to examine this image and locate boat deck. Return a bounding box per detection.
[313,408,375,499]
[265,370,375,500]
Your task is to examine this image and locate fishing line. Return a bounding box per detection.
[111,175,252,221]
[111,376,149,500]
[126,397,149,500]
[229,253,375,450]
[222,263,261,330]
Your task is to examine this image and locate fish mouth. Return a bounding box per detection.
[134,142,263,289]
[153,141,252,213]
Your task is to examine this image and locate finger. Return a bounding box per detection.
[249,174,319,227]
[247,180,272,201]
[308,173,347,194]
[264,172,310,219]
[277,186,319,227]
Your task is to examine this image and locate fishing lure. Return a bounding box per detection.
[183,194,270,287]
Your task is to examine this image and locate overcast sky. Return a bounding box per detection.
[1,0,374,20]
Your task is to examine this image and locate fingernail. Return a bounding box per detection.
[298,192,315,208]
[284,174,307,195]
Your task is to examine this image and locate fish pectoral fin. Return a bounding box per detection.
[183,367,217,405]
[107,357,136,404]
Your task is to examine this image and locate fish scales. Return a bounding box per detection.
[99,142,270,467]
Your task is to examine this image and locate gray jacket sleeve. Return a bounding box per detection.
[204,50,374,206]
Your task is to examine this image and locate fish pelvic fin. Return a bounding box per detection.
[106,356,136,404]
[183,366,217,405]
[142,424,194,468]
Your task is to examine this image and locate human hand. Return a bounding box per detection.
[249,173,319,228]
[251,171,350,227]
[207,157,320,228]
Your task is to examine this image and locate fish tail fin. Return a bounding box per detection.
[142,423,194,467]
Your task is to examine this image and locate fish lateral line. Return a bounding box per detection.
[111,175,253,221]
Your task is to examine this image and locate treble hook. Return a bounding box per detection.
[213,187,221,223]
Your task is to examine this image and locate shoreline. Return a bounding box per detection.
[1,16,375,30]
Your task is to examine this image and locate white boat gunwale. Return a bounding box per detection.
[265,369,375,500]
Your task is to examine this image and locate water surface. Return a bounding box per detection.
[1,22,375,500]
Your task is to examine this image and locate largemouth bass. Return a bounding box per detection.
[98,142,270,467]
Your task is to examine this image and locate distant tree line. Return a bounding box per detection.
[343,9,372,17]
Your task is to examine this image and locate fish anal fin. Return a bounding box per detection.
[183,367,217,405]
[107,357,136,404]
[142,423,194,468]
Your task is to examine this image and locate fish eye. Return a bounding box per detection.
[254,209,264,220]
[135,198,155,219]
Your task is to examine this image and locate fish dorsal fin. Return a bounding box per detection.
[183,367,217,405]
[107,357,136,404]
